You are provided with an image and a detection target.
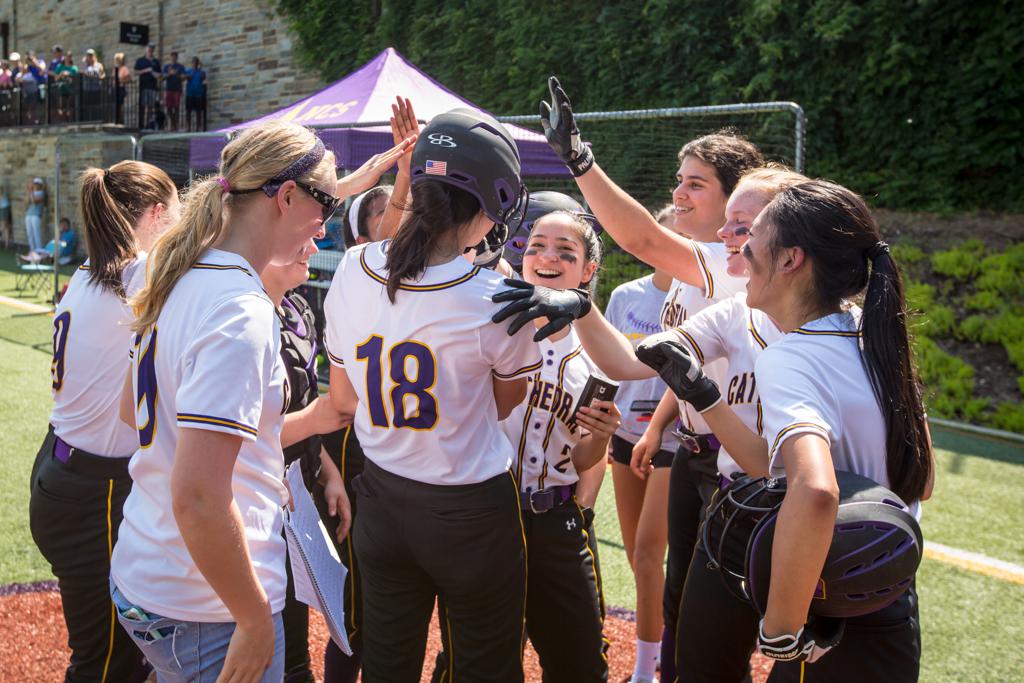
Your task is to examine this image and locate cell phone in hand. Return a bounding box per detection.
[570,375,619,427]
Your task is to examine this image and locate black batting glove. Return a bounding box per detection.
[758,616,845,664]
[635,337,721,412]
[492,279,592,342]
[539,76,594,177]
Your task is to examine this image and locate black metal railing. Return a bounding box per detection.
[0,75,206,130]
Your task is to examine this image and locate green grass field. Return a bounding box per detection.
[1,252,1021,681]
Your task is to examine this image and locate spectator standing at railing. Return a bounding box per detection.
[0,58,12,120]
[134,43,160,129]
[54,52,79,122]
[47,45,64,78]
[113,53,131,125]
[184,56,206,132]
[162,51,184,131]
[0,59,12,88]
[81,49,104,120]
[17,51,44,124]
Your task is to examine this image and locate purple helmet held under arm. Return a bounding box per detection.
[701,470,923,619]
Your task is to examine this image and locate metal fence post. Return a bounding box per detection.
[53,139,61,305]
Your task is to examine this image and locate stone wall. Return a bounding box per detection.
[0,0,323,129]
[1,127,136,250]
[0,0,325,251]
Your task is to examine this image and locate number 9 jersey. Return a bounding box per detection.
[49,260,146,457]
[324,241,542,486]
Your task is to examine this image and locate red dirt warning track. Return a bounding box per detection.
[0,584,771,682]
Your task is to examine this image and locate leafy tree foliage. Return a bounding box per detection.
[276,0,1023,211]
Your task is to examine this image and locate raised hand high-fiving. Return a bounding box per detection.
[539,76,594,177]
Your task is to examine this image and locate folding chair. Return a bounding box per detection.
[15,261,56,297]
[14,238,68,298]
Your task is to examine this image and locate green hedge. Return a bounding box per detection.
[276,0,1023,211]
[907,241,1024,433]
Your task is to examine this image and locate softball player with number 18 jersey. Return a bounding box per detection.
[29,161,178,683]
[325,109,539,682]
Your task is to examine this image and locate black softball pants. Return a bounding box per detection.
[521,501,608,683]
[660,444,720,683]
[353,459,526,683]
[28,426,147,683]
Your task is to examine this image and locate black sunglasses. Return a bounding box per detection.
[234,180,341,223]
[294,181,342,223]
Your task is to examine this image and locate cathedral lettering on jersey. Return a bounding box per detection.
[526,373,580,434]
[660,298,685,329]
[727,371,757,405]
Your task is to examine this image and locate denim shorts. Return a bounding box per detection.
[110,581,284,682]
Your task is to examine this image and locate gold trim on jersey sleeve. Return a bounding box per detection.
[177,413,259,437]
[673,327,705,365]
[791,327,860,338]
[768,421,830,460]
[493,359,543,380]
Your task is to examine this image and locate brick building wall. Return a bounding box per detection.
[0,0,325,248]
[0,0,323,129]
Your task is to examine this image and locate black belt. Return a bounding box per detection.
[520,484,575,514]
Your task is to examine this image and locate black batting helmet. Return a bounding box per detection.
[411,108,528,232]
[501,190,601,271]
[701,470,923,619]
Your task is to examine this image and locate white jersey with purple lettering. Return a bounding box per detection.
[324,241,541,486]
[604,274,678,452]
[659,241,748,452]
[669,293,783,477]
[111,248,288,622]
[49,258,146,457]
[500,327,597,492]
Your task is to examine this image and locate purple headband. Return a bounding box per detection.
[257,137,326,197]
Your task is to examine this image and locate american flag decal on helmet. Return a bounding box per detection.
[425,160,447,176]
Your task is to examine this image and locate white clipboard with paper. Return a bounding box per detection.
[283,461,352,655]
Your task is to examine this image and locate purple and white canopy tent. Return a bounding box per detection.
[189,47,568,177]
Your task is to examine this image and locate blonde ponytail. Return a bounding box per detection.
[131,178,226,330]
[130,120,336,331]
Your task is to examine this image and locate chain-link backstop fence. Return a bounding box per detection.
[135,101,805,306]
[498,102,805,304]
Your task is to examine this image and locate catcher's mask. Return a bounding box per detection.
[500,190,601,272]
[701,470,922,619]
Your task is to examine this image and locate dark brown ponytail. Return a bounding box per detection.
[763,181,931,503]
[79,160,175,298]
[385,180,481,302]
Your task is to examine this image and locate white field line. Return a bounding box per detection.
[0,295,52,314]
[924,541,1024,585]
